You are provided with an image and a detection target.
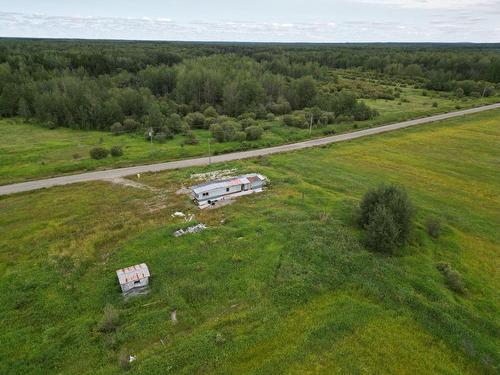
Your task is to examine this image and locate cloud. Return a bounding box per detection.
[356,0,500,9]
[0,11,498,42]
[0,12,340,42]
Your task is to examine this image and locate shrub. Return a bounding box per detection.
[110,122,123,135]
[432,102,438,108]
[436,263,465,294]
[110,145,123,157]
[240,118,257,129]
[154,132,169,143]
[268,98,291,115]
[45,121,56,129]
[322,128,336,135]
[245,125,263,141]
[98,304,119,332]
[90,147,109,160]
[426,217,442,238]
[166,113,182,133]
[266,113,275,121]
[183,131,199,145]
[210,121,242,142]
[238,112,256,120]
[282,114,306,128]
[359,184,414,253]
[185,112,206,129]
[364,204,400,254]
[235,131,247,142]
[352,102,378,121]
[203,106,218,118]
[123,118,140,132]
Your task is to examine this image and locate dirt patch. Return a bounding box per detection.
[108,177,169,213]
[108,177,157,191]
[175,186,191,195]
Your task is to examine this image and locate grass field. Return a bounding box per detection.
[0,85,498,185]
[0,109,499,374]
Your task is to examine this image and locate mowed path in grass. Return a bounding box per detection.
[0,109,498,374]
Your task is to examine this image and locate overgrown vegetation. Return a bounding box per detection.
[426,217,442,238]
[97,304,120,333]
[437,263,466,294]
[1,109,498,374]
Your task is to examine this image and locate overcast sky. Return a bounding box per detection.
[1,0,499,42]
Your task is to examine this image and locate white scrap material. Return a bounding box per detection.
[129,355,136,363]
[174,223,207,237]
[190,169,237,181]
[172,211,186,218]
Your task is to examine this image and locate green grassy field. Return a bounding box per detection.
[0,85,498,185]
[0,109,499,374]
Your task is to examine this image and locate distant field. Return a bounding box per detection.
[0,85,498,185]
[1,108,498,374]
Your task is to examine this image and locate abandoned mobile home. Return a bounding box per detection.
[116,263,150,295]
[191,173,267,208]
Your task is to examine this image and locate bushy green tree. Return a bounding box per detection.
[110,122,123,135]
[210,121,242,142]
[145,105,166,130]
[90,147,109,160]
[138,65,177,96]
[123,118,140,133]
[364,204,400,254]
[110,145,123,157]
[166,113,182,133]
[359,184,414,253]
[287,76,317,109]
[185,112,206,129]
[245,125,263,141]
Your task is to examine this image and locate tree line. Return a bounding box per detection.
[0,39,498,138]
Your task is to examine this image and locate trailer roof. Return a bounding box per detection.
[116,263,150,285]
[192,176,250,194]
[191,173,267,194]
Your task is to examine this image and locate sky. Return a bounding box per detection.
[0,0,499,42]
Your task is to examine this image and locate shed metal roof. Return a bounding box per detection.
[116,263,150,285]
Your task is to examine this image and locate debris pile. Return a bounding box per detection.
[190,169,237,182]
[174,223,207,237]
[171,211,194,222]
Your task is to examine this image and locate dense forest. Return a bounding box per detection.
[0,39,499,142]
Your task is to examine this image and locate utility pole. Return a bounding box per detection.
[208,138,212,165]
[309,113,314,136]
[148,127,154,154]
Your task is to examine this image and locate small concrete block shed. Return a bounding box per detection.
[116,263,150,294]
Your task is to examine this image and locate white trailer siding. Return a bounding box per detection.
[191,174,267,207]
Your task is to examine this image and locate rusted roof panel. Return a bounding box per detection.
[116,263,150,285]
